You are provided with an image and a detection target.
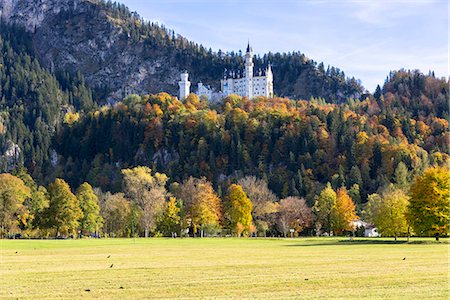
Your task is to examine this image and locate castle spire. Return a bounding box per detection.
[246,40,251,53]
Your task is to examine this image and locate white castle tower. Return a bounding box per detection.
[178,71,191,100]
[244,42,254,99]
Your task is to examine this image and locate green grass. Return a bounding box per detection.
[1,237,448,299]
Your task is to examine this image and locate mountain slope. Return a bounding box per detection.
[0,23,93,177]
[0,0,363,102]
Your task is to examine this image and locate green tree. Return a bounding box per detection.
[394,162,409,189]
[366,186,409,240]
[0,173,31,237]
[313,183,337,235]
[408,166,449,240]
[76,182,103,236]
[348,184,361,208]
[45,179,82,237]
[122,166,169,237]
[226,184,253,237]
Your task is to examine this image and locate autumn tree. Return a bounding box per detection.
[158,197,181,237]
[225,184,253,237]
[238,176,278,235]
[238,176,277,216]
[313,183,336,235]
[175,177,222,237]
[76,182,103,236]
[0,174,31,237]
[122,166,169,237]
[97,191,132,237]
[45,179,82,237]
[276,196,313,237]
[408,166,450,240]
[12,167,49,231]
[366,186,409,240]
[332,188,358,235]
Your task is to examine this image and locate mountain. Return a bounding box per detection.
[0,0,363,102]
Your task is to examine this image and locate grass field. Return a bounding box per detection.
[1,237,448,299]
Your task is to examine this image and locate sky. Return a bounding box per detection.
[120,0,448,92]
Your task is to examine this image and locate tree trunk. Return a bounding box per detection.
[144,228,149,238]
[435,233,439,241]
[407,227,410,242]
[394,235,397,241]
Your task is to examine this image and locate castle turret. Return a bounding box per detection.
[266,62,274,97]
[178,71,191,100]
[244,42,254,98]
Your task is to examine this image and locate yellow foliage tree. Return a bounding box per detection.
[226,184,252,237]
[332,188,358,235]
[408,166,449,240]
[0,173,31,236]
[366,186,409,240]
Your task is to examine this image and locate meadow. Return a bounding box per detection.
[1,237,448,299]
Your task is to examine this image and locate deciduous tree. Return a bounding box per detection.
[98,191,132,237]
[226,184,252,237]
[122,166,169,237]
[313,183,336,235]
[158,197,181,237]
[332,188,358,235]
[277,196,313,237]
[76,182,103,236]
[237,176,278,218]
[0,173,31,236]
[408,166,449,240]
[366,186,409,240]
[175,177,222,237]
[45,179,82,237]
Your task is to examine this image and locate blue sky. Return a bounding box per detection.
[120,0,448,92]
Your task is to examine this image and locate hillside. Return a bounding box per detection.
[0,24,93,176]
[53,72,449,203]
[0,0,363,102]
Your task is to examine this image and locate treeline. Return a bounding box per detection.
[1,165,448,240]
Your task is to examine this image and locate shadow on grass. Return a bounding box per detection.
[283,239,445,247]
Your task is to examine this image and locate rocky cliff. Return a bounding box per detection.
[1,0,184,100]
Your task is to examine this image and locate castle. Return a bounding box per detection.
[178,43,273,101]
